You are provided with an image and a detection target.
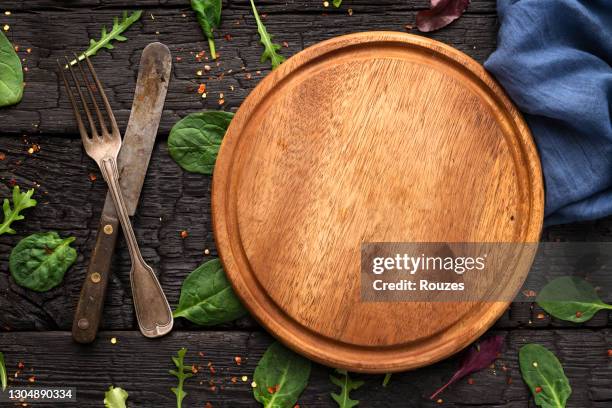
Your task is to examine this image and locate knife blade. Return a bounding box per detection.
[72,42,172,344]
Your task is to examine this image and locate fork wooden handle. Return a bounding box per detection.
[99,157,174,338]
[72,199,119,343]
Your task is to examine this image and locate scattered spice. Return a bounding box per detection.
[267,384,280,394]
[251,381,257,388]
[3,25,9,32]
[197,84,207,94]
[110,337,117,345]
[180,230,189,239]
[575,311,583,318]
[224,34,232,41]
[535,386,542,393]
[436,398,443,404]
[191,364,199,374]
[234,356,242,365]
[0,152,5,161]
[241,375,248,382]
[4,11,11,16]
[467,377,474,385]
[208,362,216,374]
[204,64,211,72]
[231,376,238,383]
[196,70,203,76]
[17,362,24,370]
[522,289,537,298]
[205,403,213,408]
[218,99,225,105]
[536,313,546,319]
[27,376,35,383]
[176,56,182,62]
[608,349,612,357]
[88,173,97,182]
[323,1,330,7]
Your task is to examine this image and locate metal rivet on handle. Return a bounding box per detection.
[103,224,113,234]
[78,318,90,330]
[90,272,101,283]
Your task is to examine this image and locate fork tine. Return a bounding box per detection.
[57,59,90,142]
[84,55,120,135]
[73,53,108,136]
[64,56,99,139]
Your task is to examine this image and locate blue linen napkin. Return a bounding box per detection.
[484,0,612,225]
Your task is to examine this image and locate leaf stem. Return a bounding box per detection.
[208,37,217,60]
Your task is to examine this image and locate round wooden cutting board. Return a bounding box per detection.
[212,32,544,373]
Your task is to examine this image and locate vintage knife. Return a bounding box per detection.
[72,42,172,344]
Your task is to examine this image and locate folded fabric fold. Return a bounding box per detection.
[485,0,612,226]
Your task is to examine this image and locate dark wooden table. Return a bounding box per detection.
[0,1,610,407]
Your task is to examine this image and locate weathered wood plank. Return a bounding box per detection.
[1,136,611,332]
[0,329,609,407]
[0,1,497,135]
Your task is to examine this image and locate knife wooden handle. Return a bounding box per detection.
[72,198,119,344]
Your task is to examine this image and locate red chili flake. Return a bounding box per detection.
[282,41,289,48]
[28,376,35,383]
[26,48,32,54]
[218,99,225,106]
[294,405,300,408]
[205,403,213,408]
[191,364,199,374]
[17,362,25,370]
[210,384,217,392]
[176,56,182,62]
[180,230,189,239]
[267,384,280,394]
[199,352,205,358]
[535,386,542,393]
[8,179,17,186]
[88,173,97,182]
[197,84,207,94]
[536,313,546,320]
[608,349,612,357]
[208,362,216,375]
[575,311,583,318]
[234,356,242,366]
[224,34,232,41]
[0,152,5,160]
[231,376,238,384]
[522,289,537,298]
[507,377,512,385]
[436,399,443,404]
[467,378,474,385]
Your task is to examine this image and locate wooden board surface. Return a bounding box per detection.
[213,32,544,372]
[0,0,610,406]
[0,329,610,407]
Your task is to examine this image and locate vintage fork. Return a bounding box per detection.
[58,55,173,338]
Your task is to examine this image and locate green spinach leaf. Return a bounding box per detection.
[0,186,37,236]
[253,341,311,408]
[0,30,23,107]
[191,0,222,60]
[0,352,6,392]
[537,276,612,323]
[519,344,571,408]
[104,386,129,408]
[249,0,286,69]
[69,11,142,66]
[168,111,234,175]
[9,232,77,292]
[330,369,364,408]
[173,258,246,325]
[170,348,193,408]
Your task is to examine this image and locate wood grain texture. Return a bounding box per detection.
[0,0,498,136]
[212,32,544,372]
[0,330,609,407]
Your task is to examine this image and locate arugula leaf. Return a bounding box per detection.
[430,335,504,400]
[191,0,222,60]
[0,186,37,236]
[173,258,247,326]
[0,352,7,392]
[249,0,286,69]
[9,232,77,292]
[253,342,311,408]
[0,31,24,107]
[330,369,363,408]
[104,386,129,408]
[537,276,612,323]
[170,348,193,408]
[333,0,343,7]
[168,111,234,175]
[69,10,143,66]
[519,344,571,408]
[382,373,392,387]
